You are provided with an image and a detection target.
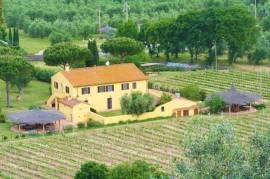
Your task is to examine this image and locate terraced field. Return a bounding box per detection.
[0,109,269,178]
[150,70,270,99]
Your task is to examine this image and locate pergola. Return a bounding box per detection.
[206,86,263,113]
[8,109,65,133]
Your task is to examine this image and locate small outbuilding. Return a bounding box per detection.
[8,109,65,133]
[206,86,263,113]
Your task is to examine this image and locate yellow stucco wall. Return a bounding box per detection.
[89,98,199,125]
[50,72,148,112]
[58,102,91,124]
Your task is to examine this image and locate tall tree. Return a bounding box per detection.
[0,55,31,107]
[8,28,12,45]
[75,161,109,179]
[87,39,99,66]
[44,42,93,69]
[116,20,138,39]
[101,37,144,63]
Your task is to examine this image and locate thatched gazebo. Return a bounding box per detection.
[206,86,263,113]
[8,109,65,133]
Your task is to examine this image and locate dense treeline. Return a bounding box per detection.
[2,0,254,39]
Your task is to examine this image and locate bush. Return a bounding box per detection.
[159,93,172,105]
[28,105,41,110]
[2,136,7,141]
[110,160,169,179]
[206,96,225,114]
[87,119,103,128]
[120,92,155,115]
[252,103,266,110]
[64,125,74,132]
[34,68,56,83]
[75,161,109,179]
[49,30,72,45]
[0,113,6,123]
[90,108,97,113]
[28,19,52,38]
[77,122,86,129]
[181,85,205,101]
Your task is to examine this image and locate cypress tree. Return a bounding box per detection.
[0,0,3,25]
[87,39,99,65]
[16,28,19,46]
[8,28,12,45]
[12,28,16,46]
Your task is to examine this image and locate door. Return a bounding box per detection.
[194,109,199,115]
[107,98,112,110]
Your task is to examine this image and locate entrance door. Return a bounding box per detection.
[107,98,112,110]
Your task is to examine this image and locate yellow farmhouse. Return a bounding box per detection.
[47,63,199,124]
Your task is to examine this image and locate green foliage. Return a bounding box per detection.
[176,122,248,178]
[75,161,109,179]
[87,119,103,128]
[49,30,72,45]
[206,95,225,114]
[64,125,74,133]
[181,85,205,101]
[101,37,144,63]
[44,42,93,68]
[14,62,34,94]
[159,93,172,105]
[0,113,6,123]
[252,103,266,110]
[34,68,56,83]
[248,47,268,65]
[87,39,99,66]
[0,53,32,107]
[28,19,52,38]
[116,20,138,39]
[120,92,155,115]
[77,122,86,129]
[110,160,168,179]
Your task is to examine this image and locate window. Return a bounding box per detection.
[132,82,137,89]
[82,87,90,95]
[98,86,106,93]
[54,82,58,89]
[106,85,114,92]
[65,86,69,94]
[121,83,129,90]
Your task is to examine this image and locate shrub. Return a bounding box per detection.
[110,160,169,179]
[159,93,172,105]
[90,108,97,113]
[15,135,20,139]
[3,136,7,141]
[34,68,56,83]
[64,125,74,132]
[120,92,155,115]
[77,122,86,129]
[0,113,6,123]
[49,30,72,45]
[75,161,109,179]
[87,119,103,128]
[181,85,205,101]
[206,96,225,114]
[28,105,41,110]
[253,103,266,110]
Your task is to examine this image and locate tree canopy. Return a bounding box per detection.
[44,42,93,69]
[101,37,144,63]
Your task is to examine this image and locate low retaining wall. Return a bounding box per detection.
[89,98,199,125]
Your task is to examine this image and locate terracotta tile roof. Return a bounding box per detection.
[59,97,82,107]
[61,63,148,87]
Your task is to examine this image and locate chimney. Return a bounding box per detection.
[65,64,70,72]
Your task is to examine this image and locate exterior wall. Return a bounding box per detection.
[50,72,148,112]
[74,80,148,112]
[58,102,91,124]
[89,98,199,125]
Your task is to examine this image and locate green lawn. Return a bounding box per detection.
[0,80,50,138]
[20,31,50,55]
[98,110,122,117]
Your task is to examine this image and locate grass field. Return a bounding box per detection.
[150,70,270,100]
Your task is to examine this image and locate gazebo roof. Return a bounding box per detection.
[206,86,263,106]
[8,109,65,125]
